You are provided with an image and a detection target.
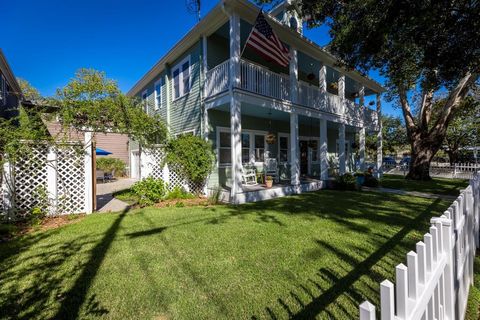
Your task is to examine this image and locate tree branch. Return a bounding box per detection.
[398,86,416,134]
[420,89,434,130]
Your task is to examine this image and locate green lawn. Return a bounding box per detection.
[381,174,469,196]
[0,191,450,319]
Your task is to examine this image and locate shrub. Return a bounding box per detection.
[131,177,166,206]
[164,135,215,189]
[165,186,194,200]
[96,157,126,177]
[363,172,379,187]
[335,173,356,191]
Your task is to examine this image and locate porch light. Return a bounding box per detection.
[369,101,375,106]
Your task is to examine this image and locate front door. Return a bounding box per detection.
[300,140,308,175]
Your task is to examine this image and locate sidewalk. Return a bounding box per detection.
[96,178,136,213]
[361,186,457,201]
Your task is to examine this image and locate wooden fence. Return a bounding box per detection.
[359,172,480,320]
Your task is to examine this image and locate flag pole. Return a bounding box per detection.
[240,9,262,58]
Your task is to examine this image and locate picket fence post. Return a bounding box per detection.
[46,147,58,215]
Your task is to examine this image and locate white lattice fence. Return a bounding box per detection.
[1,142,92,220]
[140,148,206,195]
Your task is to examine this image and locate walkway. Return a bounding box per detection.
[96,178,136,213]
[362,186,457,201]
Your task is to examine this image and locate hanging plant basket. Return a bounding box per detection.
[266,132,276,145]
[329,82,338,90]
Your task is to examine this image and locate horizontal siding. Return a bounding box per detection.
[95,133,130,165]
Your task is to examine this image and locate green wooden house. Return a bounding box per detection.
[127,0,385,204]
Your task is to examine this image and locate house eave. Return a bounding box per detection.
[0,49,23,99]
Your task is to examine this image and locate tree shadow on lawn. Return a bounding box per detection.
[250,196,444,319]
[0,207,132,320]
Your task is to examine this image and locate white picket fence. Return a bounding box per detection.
[359,172,480,320]
[385,163,480,180]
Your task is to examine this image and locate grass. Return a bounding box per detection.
[466,252,480,320]
[0,190,452,319]
[380,174,469,196]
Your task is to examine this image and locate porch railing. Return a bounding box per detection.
[205,59,230,97]
[205,59,377,126]
[239,59,290,100]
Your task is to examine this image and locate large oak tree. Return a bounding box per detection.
[263,0,480,179]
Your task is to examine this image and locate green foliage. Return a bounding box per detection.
[164,134,215,185]
[54,68,167,148]
[131,177,166,206]
[334,173,356,191]
[17,78,42,101]
[96,157,126,176]
[165,186,194,200]
[366,115,407,157]
[363,172,379,188]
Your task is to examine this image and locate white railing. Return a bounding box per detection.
[364,107,379,128]
[359,172,480,320]
[205,59,230,97]
[298,80,324,110]
[344,99,363,121]
[239,59,290,100]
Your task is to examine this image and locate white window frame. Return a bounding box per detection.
[278,132,290,164]
[174,129,196,138]
[171,56,191,100]
[154,78,163,111]
[141,90,148,112]
[336,139,350,158]
[216,127,269,167]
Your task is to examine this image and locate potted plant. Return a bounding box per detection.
[265,175,273,188]
[266,132,276,145]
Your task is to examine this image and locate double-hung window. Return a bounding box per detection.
[141,90,148,112]
[279,135,289,163]
[154,78,163,111]
[254,135,265,162]
[219,131,231,165]
[172,57,191,99]
[242,133,250,163]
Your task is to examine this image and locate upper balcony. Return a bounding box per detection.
[205,58,379,128]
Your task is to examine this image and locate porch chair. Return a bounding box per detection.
[242,165,258,186]
[264,158,279,183]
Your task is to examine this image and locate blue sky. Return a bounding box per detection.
[2,0,397,115]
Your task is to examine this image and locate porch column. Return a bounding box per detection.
[359,86,366,171]
[319,64,327,110]
[320,118,328,180]
[229,12,242,201]
[338,74,345,114]
[290,112,300,186]
[289,47,298,103]
[338,123,346,175]
[376,93,383,178]
[202,35,209,141]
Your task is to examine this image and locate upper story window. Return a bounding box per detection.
[0,75,6,106]
[154,78,164,111]
[142,90,148,112]
[172,56,191,100]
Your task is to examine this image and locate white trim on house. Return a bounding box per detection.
[171,55,192,101]
[154,77,163,111]
[174,129,196,137]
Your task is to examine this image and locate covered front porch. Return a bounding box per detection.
[205,100,373,204]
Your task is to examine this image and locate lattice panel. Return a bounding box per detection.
[146,149,164,180]
[11,145,49,219]
[56,145,85,214]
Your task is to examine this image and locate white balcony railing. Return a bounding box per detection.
[205,59,230,97]
[205,59,378,127]
[239,59,290,100]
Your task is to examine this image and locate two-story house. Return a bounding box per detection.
[128,0,384,203]
[0,49,22,121]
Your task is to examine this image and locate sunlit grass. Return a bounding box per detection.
[381,174,468,196]
[0,190,452,319]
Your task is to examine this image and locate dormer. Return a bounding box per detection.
[268,0,303,34]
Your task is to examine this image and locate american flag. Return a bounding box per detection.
[244,11,290,67]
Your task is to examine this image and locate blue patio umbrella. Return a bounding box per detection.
[96,148,112,156]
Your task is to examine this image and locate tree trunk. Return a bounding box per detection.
[446,150,459,165]
[406,132,442,180]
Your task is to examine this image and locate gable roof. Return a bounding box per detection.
[0,48,22,99]
[128,0,385,97]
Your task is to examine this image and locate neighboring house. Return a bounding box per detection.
[0,49,22,120]
[46,121,131,176]
[127,0,385,203]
